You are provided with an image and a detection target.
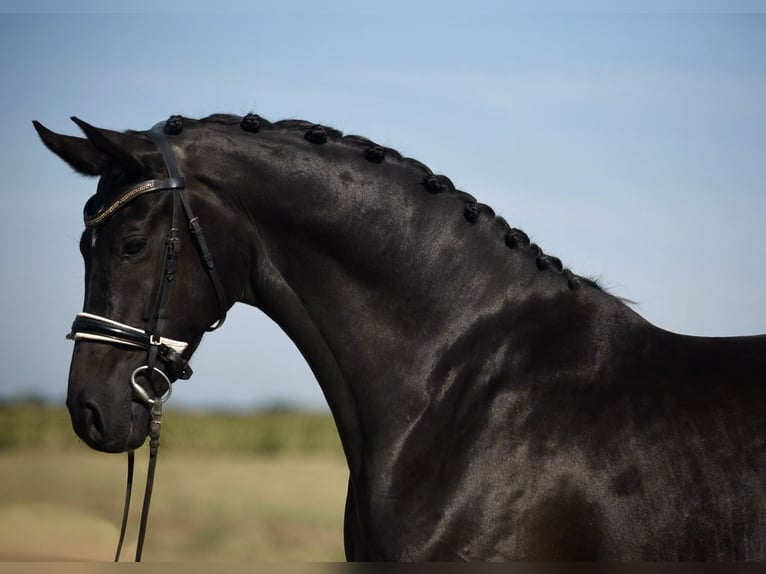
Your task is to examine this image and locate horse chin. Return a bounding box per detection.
[69,395,151,453]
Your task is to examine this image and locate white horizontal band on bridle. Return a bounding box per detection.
[70,312,189,354]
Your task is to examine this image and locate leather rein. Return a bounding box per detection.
[66,117,227,561]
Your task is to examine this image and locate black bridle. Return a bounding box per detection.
[66,117,228,562]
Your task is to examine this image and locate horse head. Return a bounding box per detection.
[33,117,236,452]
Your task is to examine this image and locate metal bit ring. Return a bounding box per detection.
[130,366,172,405]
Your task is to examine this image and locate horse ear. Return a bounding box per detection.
[33,120,102,176]
[70,117,155,173]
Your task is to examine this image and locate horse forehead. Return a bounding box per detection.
[87,172,136,220]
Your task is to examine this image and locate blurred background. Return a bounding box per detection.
[1,0,765,561]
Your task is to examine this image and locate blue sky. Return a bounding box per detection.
[1,2,764,411]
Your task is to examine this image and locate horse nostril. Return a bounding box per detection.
[84,401,106,443]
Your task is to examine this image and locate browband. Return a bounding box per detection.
[84,177,185,228]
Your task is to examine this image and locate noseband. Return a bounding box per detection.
[66,117,228,561]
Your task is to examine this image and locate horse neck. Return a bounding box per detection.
[215,137,604,471]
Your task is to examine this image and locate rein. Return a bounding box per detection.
[66,117,227,561]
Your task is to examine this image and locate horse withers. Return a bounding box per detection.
[35,114,766,560]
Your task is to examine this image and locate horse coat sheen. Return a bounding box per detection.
[34,114,766,560]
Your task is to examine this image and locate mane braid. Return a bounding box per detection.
[192,113,609,296]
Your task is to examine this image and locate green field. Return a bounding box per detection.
[0,404,348,561]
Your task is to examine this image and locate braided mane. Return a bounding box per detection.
[192,113,605,294]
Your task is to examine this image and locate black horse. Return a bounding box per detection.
[34,114,766,561]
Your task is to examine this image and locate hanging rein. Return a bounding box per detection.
[65,117,227,561]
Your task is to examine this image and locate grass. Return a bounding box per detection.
[0,403,345,456]
[0,403,349,561]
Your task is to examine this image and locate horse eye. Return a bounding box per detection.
[122,236,147,257]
